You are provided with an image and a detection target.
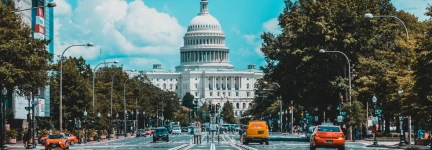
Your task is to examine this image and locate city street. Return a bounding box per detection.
[6,132,402,149]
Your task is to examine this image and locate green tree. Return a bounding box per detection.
[221,101,235,124]
[0,0,52,98]
[50,56,92,129]
[182,92,194,109]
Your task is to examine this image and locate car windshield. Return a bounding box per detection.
[173,127,180,130]
[48,135,64,139]
[155,129,168,134]
[138,129,145,132]
[317,126,341,132]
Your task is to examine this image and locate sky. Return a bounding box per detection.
[53,0,431,71]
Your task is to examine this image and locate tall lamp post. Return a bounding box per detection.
[263,82,282,132]
[107,113,111,140]
[372,96,378,146]
[60,43,94,131]
[96,112,101,142]
[1,87,7,150]
[92,61,119,112]
[83,110,88,144]
[398,89,406,146]
[110,70,135,118]
[319,49,353,140]
[10,2,56,13]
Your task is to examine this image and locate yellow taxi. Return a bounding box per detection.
[243,120,269,145]
[310,125,345,150]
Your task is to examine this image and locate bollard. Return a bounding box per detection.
[218,135,220,143]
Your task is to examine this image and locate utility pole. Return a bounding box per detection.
[291,100,294,134]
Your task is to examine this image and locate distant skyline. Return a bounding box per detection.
[53,0,431,71]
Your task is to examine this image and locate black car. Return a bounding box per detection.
[136,129,146,137]
[153,127,169,142]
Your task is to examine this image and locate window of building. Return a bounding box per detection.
[222,84,224,89]
[176,85,178,90]
[236,103,239,109]
[164,79,166,81]
[209,84,212,89]
[170,84,173,89]
[236,92,239,96]
[247,92,250,97]
[247,78,249,80]
[246,83,250,89]
[227,77,229,80]
[195,83,198,89]
[216,84,219,89]
[235,111,238,116]
[195,92,198,97]
[217,92,220,96]
[235,84,238,90]
[243,103,246,109]
[163,83,166,89]
[157,79,159,81]
[170,79,172,81]
[228,92,231,96]
[227,84,230,89]
[196,78,198,80]
[157,84,160,87]
[210,92,213,96]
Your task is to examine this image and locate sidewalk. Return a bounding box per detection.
[359,140,430,150]
[6,136,134,148]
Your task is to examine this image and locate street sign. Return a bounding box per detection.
[337,115,343,123]
[372,117,378,125]
[375,109,382,115]
[194,121,201,135]
[25,107,31,110]
[341,111,347,116]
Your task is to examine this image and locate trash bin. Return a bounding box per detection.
[418,130,425,139]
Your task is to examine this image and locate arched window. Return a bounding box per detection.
[163,83,166,89]
[243,103,246,109]
[236,103,239,109]
[170,84,173,89]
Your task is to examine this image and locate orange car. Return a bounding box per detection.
[145,129,154,136]
[310,125,345,150]
[44,134,70,150]
[40,133,78,146]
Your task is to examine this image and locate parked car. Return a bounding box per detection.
[44,134,70,150]
[310,125,345,150]
[40,132,78,146]
[145,128,154,136]
[243,121,269,145]
[153,127,169,142]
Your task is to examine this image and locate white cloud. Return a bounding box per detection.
[53,0,72,16]
[54,0,186,70]
[392,0,429,21]
[262,18,281,35]
[104,57,162,71]
[242,34,263,56]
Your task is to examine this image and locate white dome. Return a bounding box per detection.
[187,14,222,32]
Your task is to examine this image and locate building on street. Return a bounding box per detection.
[144,0,263,119]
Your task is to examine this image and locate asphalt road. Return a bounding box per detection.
[7,132,401,150]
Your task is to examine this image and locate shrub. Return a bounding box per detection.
[7,129,18,139]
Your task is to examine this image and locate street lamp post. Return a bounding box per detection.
[364,13,409,40]
[84,110,88,144]
[319,49,353,140]
[10,2,56,13]
[96,112,101,142]
[1,87,7,150]
[116,113,119,139]
[60,43,93,131]
[107,113,111,140]
[398,89,406,146]
[372,96,378,146]
[123,74,143,137]
[125,111,128,137]
[263,82,282,132]
[110,70,135,116]
[92,61,119,112]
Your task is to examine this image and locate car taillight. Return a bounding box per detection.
[315,133,320,137]
[339,133,344,138]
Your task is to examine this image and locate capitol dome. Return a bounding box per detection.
[176,0,233,72]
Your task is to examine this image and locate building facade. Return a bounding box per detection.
[1,0,54,124]
[144,0,263,118]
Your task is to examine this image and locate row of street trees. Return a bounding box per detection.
[247,0,432,134]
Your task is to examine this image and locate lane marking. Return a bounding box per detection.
[210,142,216,150]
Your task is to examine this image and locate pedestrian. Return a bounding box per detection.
[238,127,244,143]
[22,127,29,148]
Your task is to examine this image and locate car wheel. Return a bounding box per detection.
[265,141,269,145]
[338,145,345,150]
[166,138,169,142]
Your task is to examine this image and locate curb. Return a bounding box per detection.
[366,144,431,150]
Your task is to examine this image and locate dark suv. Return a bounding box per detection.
[153,127,169,142]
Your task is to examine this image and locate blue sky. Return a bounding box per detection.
[53,0,431,71]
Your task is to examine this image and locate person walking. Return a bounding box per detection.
[22,127,30,148]
[238,127,244,143]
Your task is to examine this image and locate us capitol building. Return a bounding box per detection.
[144,0,263,118]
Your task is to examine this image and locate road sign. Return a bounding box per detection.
[25,107,31,110]
[194,121,201,135]
[372,117,378,125]
[337,115,343,123]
